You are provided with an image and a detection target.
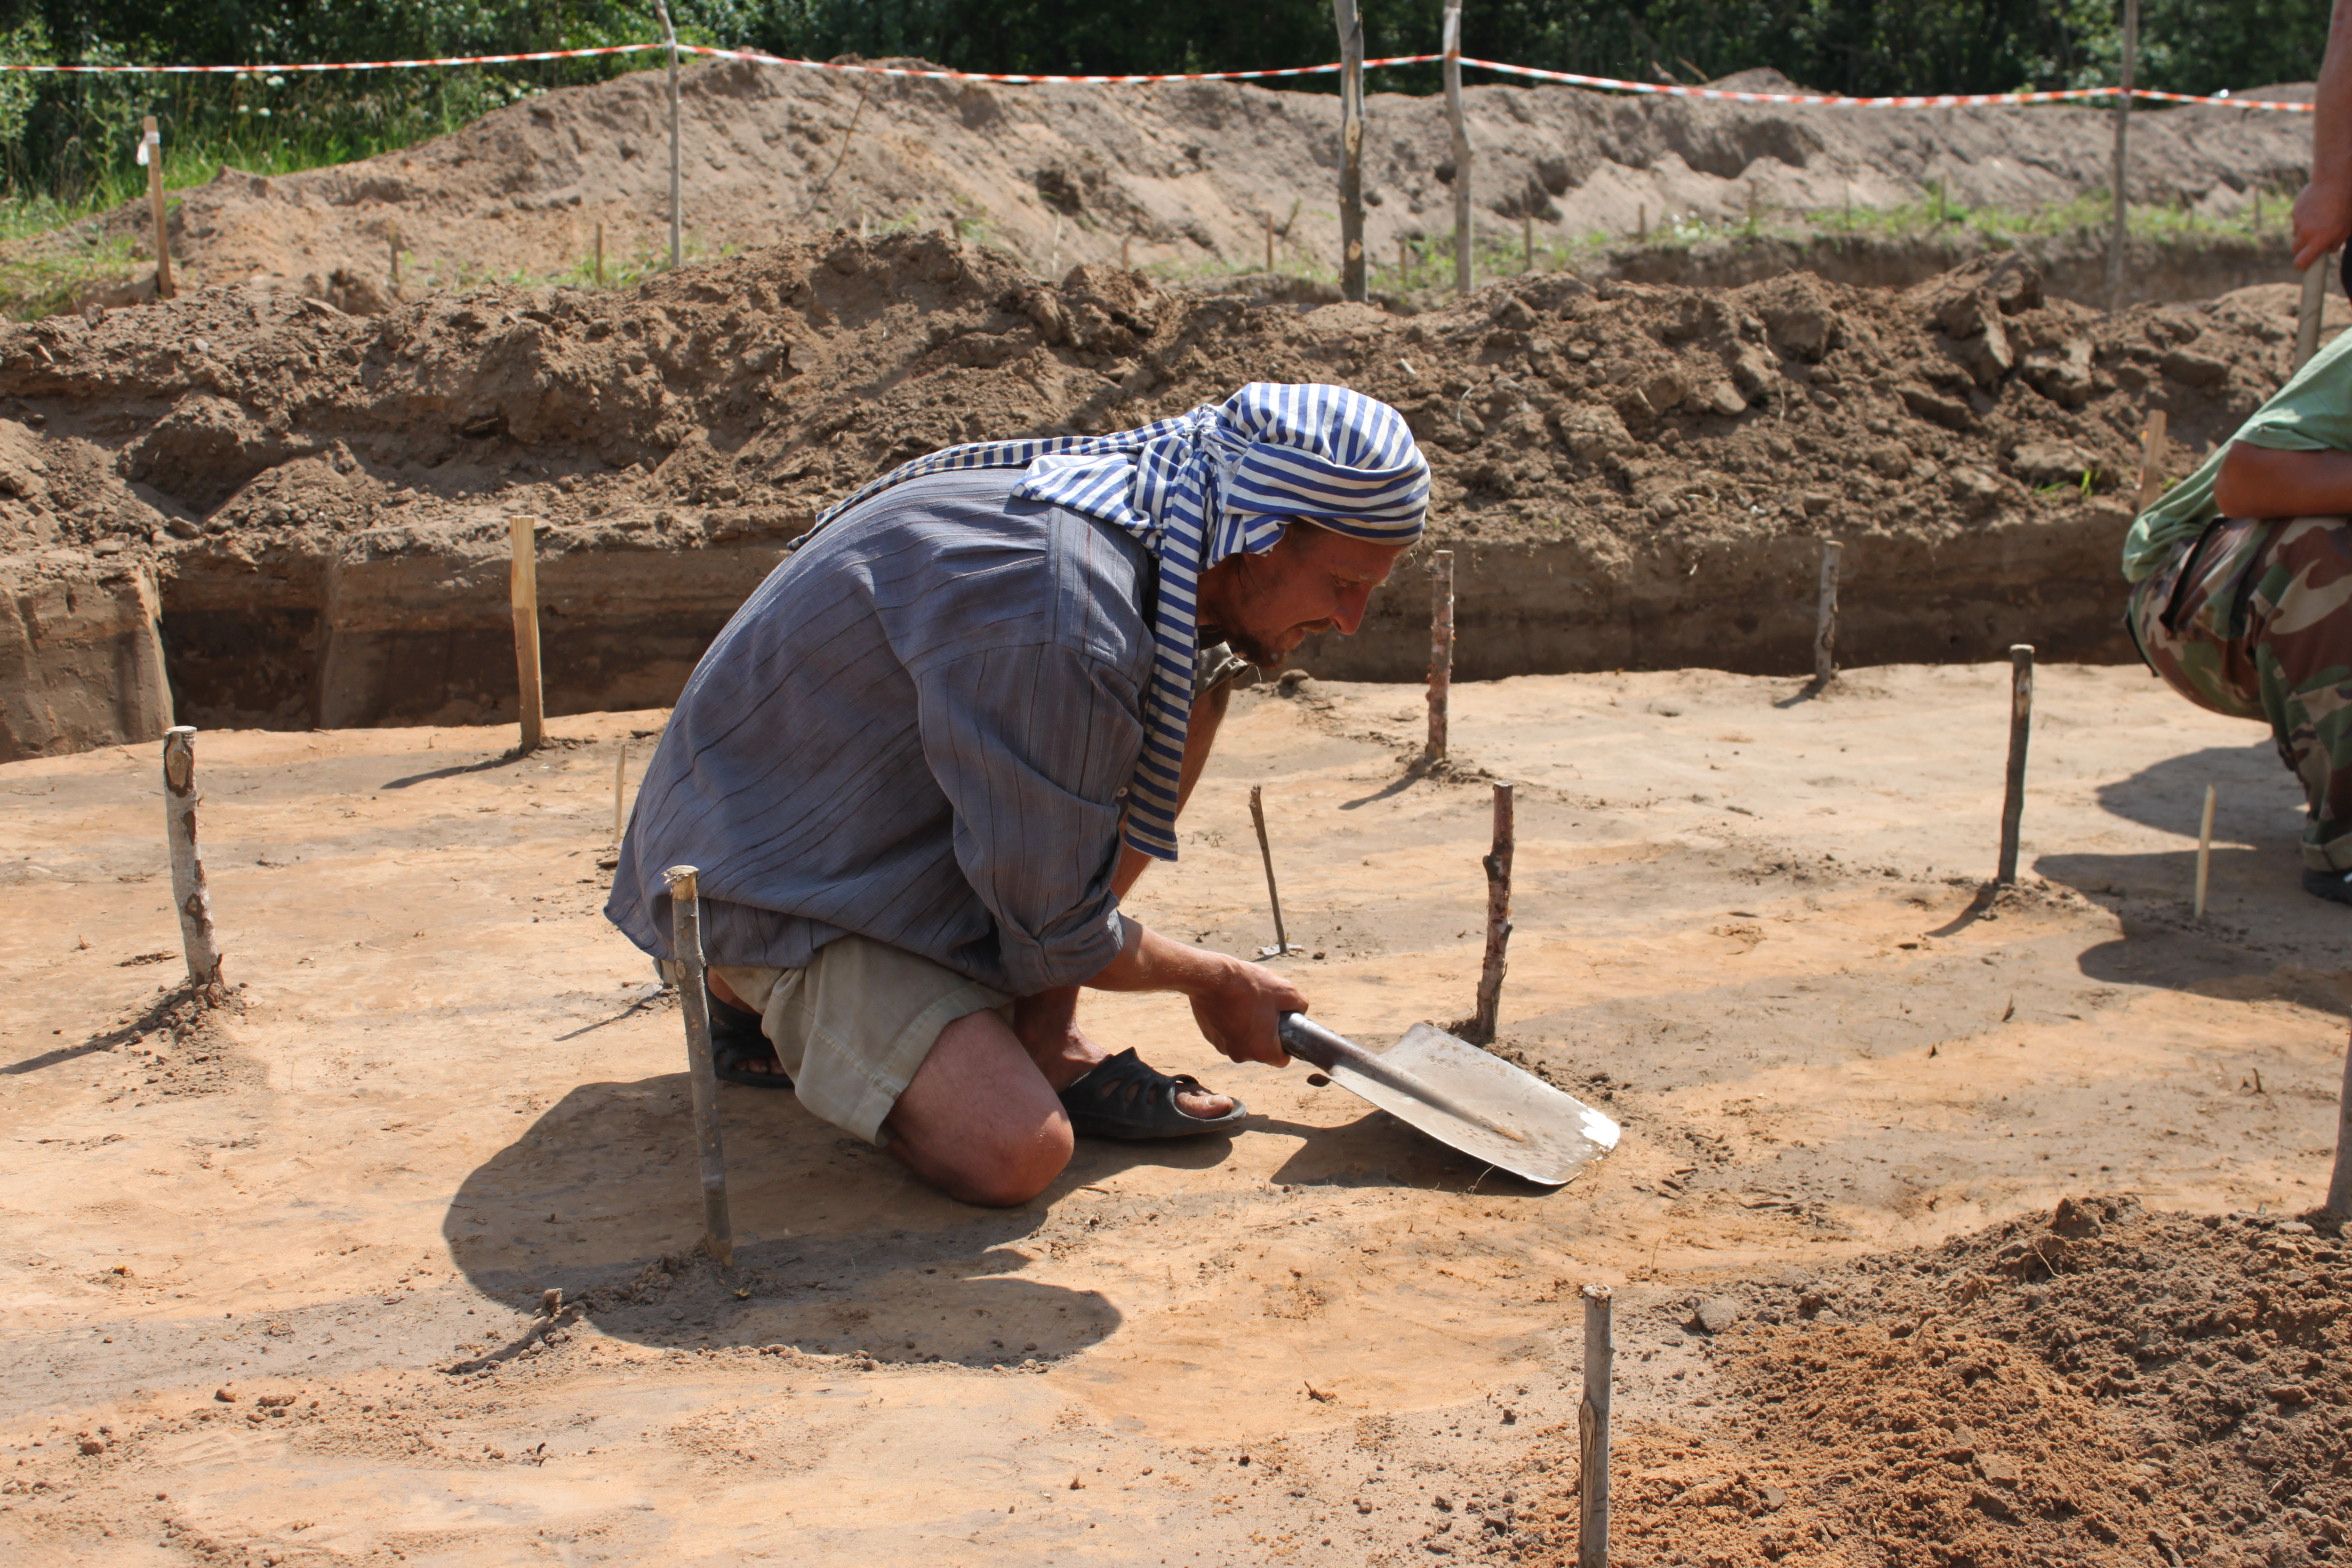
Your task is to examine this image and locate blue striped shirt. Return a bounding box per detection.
[604,467,1149,997]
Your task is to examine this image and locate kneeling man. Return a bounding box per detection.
[608,384,1430,1204]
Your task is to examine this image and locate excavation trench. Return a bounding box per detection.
[98,511,2138,744]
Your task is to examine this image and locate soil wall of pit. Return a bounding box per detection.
[0,235,2335,756]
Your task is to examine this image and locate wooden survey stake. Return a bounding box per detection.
[1427,549,1455,763]
[665,866,735,1266]
[1579,1284,1614,1568]
[1996,645,2035,885]
[510,516,545,752]
[2194,783,2216,918]
[1465,783,1515,1045]
[162,727,222,996]
[2137,409,2169,511]
[1813,540,1843,686]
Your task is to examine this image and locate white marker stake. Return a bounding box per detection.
[2194,783,2216,919]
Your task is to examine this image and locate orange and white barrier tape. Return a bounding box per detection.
[676,43,1441,83]
[0,42,666,74]
[0,40,2316,111]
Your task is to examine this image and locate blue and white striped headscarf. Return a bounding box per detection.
[806,382,1430,861]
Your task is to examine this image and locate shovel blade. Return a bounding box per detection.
[1324,1022,1619,1187]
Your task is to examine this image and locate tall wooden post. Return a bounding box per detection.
[664,866,735,1266]
[1331,0,1367,300]
[2193,783,2217,918]
[510,516,546,752]
[142,116,174,301]
[1996,645,2035,885]
[1443,0,1473,294]
[2325,1023,2352,1220]
[1813,540,1843,686]
[1427,549,1455,763]
[2105,0,2139,313]
[1579,1284,1614,1568]
[655,0,683,270]
[1466,783,1515,1045]
[162,727,222,996]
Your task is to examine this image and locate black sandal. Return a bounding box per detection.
[1057,1048,1247,1140]
[708,984,793,1089]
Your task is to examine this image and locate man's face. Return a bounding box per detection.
[1204,523,1412,668]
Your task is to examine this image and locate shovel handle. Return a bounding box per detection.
[1278,1012,1527,1143]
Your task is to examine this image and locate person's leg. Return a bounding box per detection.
[2244,519,2352,887]
[883,1007,1072,1206]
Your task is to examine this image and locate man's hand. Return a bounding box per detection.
[2294,177,2352,273]
[1183,955,1308,1068]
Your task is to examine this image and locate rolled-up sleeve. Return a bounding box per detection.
[911,640,1143,995]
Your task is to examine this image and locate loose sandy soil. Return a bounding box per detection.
[3,662,2346,1565]
[6,62,2313,310]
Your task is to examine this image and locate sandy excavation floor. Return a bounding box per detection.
[2,662,2348,1566]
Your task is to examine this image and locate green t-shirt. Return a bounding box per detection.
[2120,324,2352,583]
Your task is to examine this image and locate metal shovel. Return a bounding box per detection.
[1278,1012,1620,1187]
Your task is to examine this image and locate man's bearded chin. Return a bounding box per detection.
[1209,622,1289,671]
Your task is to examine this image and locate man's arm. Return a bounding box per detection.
[2294,0,2352,271]
[2214,440,2352,517]
[1081,917,1306,1067]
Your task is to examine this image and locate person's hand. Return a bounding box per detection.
[2292,175,2352,272]
[1185,955,1308,1068]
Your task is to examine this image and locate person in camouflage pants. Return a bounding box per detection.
[2128,516,2352,893]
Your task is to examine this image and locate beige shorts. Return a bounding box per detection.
[712,937,1009,1147]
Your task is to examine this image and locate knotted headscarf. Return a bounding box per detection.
[805,382,1430,860]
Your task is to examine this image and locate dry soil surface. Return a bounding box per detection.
[9,61,2314,308]
[3,662,2347,1565]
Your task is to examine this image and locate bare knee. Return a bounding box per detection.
[886,1009,1074,1207]
[941,1113,1073,1208]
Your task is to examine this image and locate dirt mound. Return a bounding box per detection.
[0,233,2344,757]
[8,57,2313,310]
[1502,1200,2351,1567]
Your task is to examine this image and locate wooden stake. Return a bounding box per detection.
[2325,1022,2352,1220]
[2296,250,2329,370]
[2136,408,2170,511]
[1332,0,1367,300]
[388,227,400,289]
[594,221,605,286]
[162,726,223,996]
[655,0,683,270]
[1121,233,1132,270]
[613,741,630,847]
[2105,0,2138,313]
[143,116,174,300]
[2253,186,2264,231]
[2193,782,2216,918]
[664,865,735,1267]
[1443,0,1472,294]
[509,516,546,753]
[1579,1284,1614,1568]
[1264,212,1275,274]
[1248,784,1297,959]
[1636,203,1647,242]
[1813,539,1843,687]
[1996,644,2035,886]
[1466,783,1515,1045]
[1427,549,1455,763]
[1523,210,1534,273]
[1397,233,1410,284]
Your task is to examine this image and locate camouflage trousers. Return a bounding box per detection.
[2127,517,2352,873]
